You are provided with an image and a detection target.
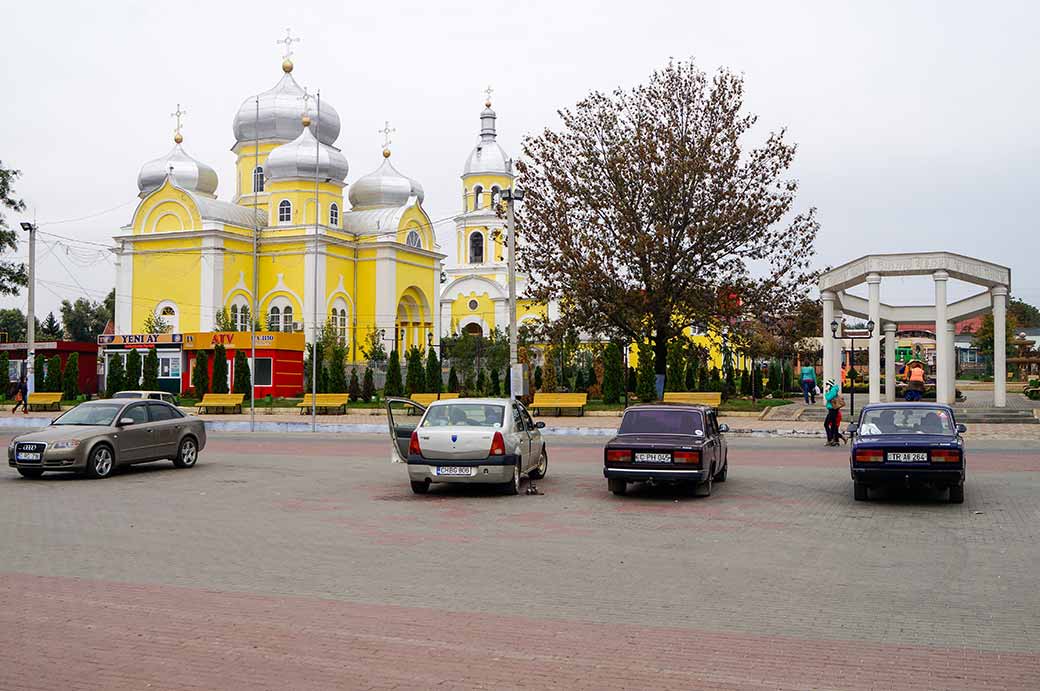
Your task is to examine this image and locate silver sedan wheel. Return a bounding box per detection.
[177,439,198,468]
[93,447,113,477]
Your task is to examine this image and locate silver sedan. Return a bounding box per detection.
[8,399,207,479]
[386,397,547,495]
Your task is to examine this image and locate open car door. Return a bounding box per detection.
[385,397,427,463]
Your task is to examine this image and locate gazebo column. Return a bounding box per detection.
[946,322,957,404]
[992,285,1008,407]
[884,322,897,402]
[834,307,844,391]
[934,271,950,405]
[867,273,882,403]
[822,291,835,390]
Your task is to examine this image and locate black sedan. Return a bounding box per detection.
[849,403,966,503]
[603,404,729,497]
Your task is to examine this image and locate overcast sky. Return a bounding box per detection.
[2,0,1037,320]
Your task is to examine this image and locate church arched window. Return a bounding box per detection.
[253,166,265,193]
[491,186,501,206]
[282,305,294,332]
[469,232,484,264]
[406,230,422,249]
[329,202,339,227]
[278,200,292,225]
[473,186,483,211]
[268,306,281,332]
[230,305,238,329]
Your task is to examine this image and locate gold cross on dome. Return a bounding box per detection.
[171,103,186,138]
[379,121,395,149]
[277,28,300,59]
[484,85,494,103]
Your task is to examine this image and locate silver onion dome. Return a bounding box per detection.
[137,136,218,197]
[232,61,341,145]
[266,123,349,183]
[463,102,511,176]
[349,151,421,209]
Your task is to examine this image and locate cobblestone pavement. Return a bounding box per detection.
[1,432,1038,690]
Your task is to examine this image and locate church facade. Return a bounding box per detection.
[113,53,442,363]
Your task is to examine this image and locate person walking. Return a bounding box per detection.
[905,364,926,402]
[11,377,28,414]
[823,379,843,446]
[800,363,818,404]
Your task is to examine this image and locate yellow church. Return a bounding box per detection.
[114,50,442,362]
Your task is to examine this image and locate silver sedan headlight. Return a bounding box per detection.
[50,440,81,450]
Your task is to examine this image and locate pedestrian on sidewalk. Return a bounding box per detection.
[11,377,28,414]
[800,364,818,404]
[823,379,843,446]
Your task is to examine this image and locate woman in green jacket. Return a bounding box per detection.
[800,365,817,404]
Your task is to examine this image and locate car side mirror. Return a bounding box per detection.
[535,421,546,429]
[718,424,729,433]
[118,417,136,426]
[956,423,967,434]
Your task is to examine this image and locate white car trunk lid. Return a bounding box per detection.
[416,428,496,460]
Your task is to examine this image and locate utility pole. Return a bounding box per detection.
[502,186,523,398]
[19,220,36,394]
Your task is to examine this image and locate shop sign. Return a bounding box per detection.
[182,331,305,351]
[97,333,184,346]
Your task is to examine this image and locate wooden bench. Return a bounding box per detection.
[26,392,62,411]
[661,392,722,407]
[296,393,350,415]
[197,393,245,414]
[410,392,460,407]
[532,392,588,416]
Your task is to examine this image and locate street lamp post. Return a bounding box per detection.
[501,186,524,399]
[832,319,875,418]
[19,221,36,394]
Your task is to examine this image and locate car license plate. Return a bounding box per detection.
[436,466,475,477]
[634,452,672,463]
[17,452,41,461]
[887,452,927,462]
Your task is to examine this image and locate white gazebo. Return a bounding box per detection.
[818,253,1011,407]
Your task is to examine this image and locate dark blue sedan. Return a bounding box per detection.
[848,403,966,503]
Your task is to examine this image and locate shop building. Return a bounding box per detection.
[182,331,305,398]
[1,341,100,395]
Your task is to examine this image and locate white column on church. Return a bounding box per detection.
[884,322,897,402]
[992,285,1008,407]
[934,271,950,404]
[867,273,882,403]
[822,291,835,389]
[946,322,956,404]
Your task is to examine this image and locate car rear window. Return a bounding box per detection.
[619,409,704,435]
[421,403,505,428]
[112,392,138,399]
[858,407,954,435]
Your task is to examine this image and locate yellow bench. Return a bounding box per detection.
[27,392,62,411]
[197,393,245,414]
[532,392,588,416]
[296,393,350,414]
[662,392,722,407]
[410,392,460,407]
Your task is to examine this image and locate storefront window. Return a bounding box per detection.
[158,351,181,379]
[252,358,273,387]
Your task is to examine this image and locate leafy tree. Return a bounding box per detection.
[40,312,63,339]
[233,350,251,395]
[0,308,28,343]
[665,341,686,392]
[574,366,586,393]
[463,371,476,396]
[601,342,623,404]
[753,364,764,400]
[698,364,709,391]
[328,343,347,393]
[684,358,698,391]
[214,308,236,332]
[1008,298,1040,329]
[191,351,209,397]
[125,349,142,389]
[105,355,126,398]
[142,348,159,390]
[348,366,361,402]
[62,353,79,400]
[739,369,751,396]
[45,355,62,392]
[361,367,375,402]
[34,354,45,392]
[0,162,28,295]
[0,352,9,395]
[972,313,1017,361]
[405,346,425,395]
[476,368,486,396]
[489,368,501,397]
[447,366,459,393]
[104,289,115,322]
[587,360,598,393]
[360,328,387,364]
[211,344,229,394]
[533,365,543,391]
[61,298,110,342]
[384,349,403,397]
[425,347,442,394]
[517,60,818,380]
[142,311,171,335]
[636,343,657,402]
[709,367,721,392]
[542,354,558,392]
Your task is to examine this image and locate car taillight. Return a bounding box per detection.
[489,431,506,456]
[605,449,632,463]
[409,431,422,457]
[672,450,701,465]
[931,449,961,463]
[854,449,884,463]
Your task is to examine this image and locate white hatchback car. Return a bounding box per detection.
[386,397,547,495]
